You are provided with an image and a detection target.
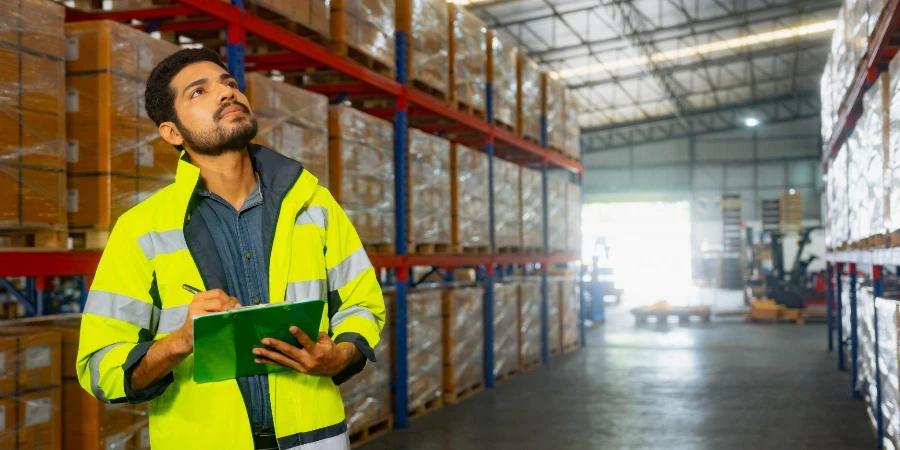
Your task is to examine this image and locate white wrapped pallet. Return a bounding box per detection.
[861,74,889,241]
[876,297,899,449]
[832,6,852,106]
[859,286,877,430]
[869,0,886,37]
[821,54,835,147]
[827,144,850,249]
[888,52,900,236]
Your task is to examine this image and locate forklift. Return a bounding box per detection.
[761,227,824,309]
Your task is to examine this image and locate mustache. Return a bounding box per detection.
[213,101,251,121]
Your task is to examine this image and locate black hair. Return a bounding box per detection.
[144,48,228,149]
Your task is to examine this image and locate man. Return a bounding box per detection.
[75,48,385,450]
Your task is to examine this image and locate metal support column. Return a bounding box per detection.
[484,101,497,387]
[34,276,47,317]
[540,113,550,365]
[849,263,861,399]
[392,30,410,430]
[227,0,246,92]
[837,262,846,371]
[827,262,834,352]
[578,138,586,347]
[874,264,884,449]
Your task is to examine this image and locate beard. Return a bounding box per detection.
[176,101,259,156]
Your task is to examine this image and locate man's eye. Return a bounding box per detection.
[227,81,237,88]
[191,88,203,98]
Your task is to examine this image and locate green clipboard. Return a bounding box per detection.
[192,299,325,384]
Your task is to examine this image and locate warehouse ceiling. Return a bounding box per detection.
[467,0,839,150]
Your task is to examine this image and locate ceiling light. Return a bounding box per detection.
[789,189,796,195]
[553,20,836,79]
[745,117,759,127]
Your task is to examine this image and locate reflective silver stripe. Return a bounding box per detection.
[296,206,328,229]
[84,290,158,331]
[286,279,327,302]
[156,304,189,335]
[282,432,350,450]
[327,247,372,292]
[136,229,188,260]
[330,306,377,331]
[89,343,126,403]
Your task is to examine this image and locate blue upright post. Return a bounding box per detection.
[874,265,885,449]
[393,30,410,429]
[837,262,846,371]
[484,106,497,387]
[227,0,246,92]
[849,263,861,399]
[540,114,550,365]
[827,262,834,352]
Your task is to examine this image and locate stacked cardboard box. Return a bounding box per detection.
[64,21,179,229]
[542,73,564,151]
[547,277,562,356]
[331,0,395,70]
[442,284,484,402]
[0,0,67,232]
[242,0,330,39]
[448,4,486,114]
[520,167,543,250]
[0,328,62,450]
[398,0,449,97]
[890,52,900,238]
[566,182,581,254]
[450,143,489,251]
[548,176,566,253]
[847,129,869,245]
[488,30,517,130]
[493,158,521,249]
[858,72,889,243]
[517,277,541,368]
[492,281,519,378]
[246,73,329,188]
[341,289,392,436]
[328,105,395,247]
[517,54,541,142]
[827,144,849,249]
[391,287,443,414]
[408,129,451,249]
[560,276,580,350]
[563,88,581,161]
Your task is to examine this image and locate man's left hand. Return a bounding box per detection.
[253,327,359,377]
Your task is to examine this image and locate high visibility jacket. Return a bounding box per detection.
[75,146,386,450]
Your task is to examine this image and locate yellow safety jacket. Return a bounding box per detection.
[75,145,386,450]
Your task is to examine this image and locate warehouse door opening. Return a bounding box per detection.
[583,202,692,307]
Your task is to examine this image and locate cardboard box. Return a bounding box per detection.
[0,396,17,449]
[0,336,18,396]
[408,129,451,246]
[67,174,169,228]
[65,21,177,78]
[63,379,138,450]
[0,330,62,392]
[0,0,66,59]
[1,318,81,380]
[450,143,489,249]
[442,285,484,398]
[519,167,543,250]
[17,387,62,450]
[0,166,67,230]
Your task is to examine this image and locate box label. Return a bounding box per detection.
[66,89,79,113]
[67,189,79,213]
[136,144,154,168]
[138,46,154,71]
[65,37,79,61]
[66,140,79,163]
[24,397,51,427]
[25,345,51,370]
[268,89,280,111]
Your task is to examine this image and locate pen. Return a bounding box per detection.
[182,284,202,295]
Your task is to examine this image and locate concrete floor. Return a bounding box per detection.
[361,308,874,450]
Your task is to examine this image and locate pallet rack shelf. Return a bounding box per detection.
[0,0,590,430]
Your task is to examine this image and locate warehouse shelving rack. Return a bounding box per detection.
[0,0,588,429]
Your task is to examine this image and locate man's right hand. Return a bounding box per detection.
[172,289,240,355]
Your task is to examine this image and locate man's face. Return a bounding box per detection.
[163,61,258,156]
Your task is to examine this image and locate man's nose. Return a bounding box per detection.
[218,84,236,103]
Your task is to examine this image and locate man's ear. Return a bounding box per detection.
[159,122,184,148]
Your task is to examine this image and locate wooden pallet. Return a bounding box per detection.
[495,119,515,134]
[443,381,485,405]
[0,229,68,249]
[494,367,521,383]
[412,79,451,104]
[363,242,395,255]
[632,306,712,324]
[454,101,487,121]
[349,415,393,449]
[409,396,443,422]
[523,247,543,255]
[519,133,541,146]
[69,227,111,250]
[744,312,806,325]
[409,242,455,255]
[460,246,490,255]
[329,41,396,78]
[889,230,900,247]
[521,358,542,372]
[497,246,522,254]
[562,341,581,354]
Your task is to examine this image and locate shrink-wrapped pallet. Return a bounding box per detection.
[493,281,519,378]
[442,284,484,401]
[563,88,581,161]
[246,73,329,188]
[517,54,541,142]
[331,0,395,70]
[328,105,395,248]
[548,176,566,253]
[397,287,443,413]
[0,0,66,231]
[876,297,899,449]
[493,157,521,249]
[847,129,870,245]
[861,73,889,240]
[846,0,869,67]
[242,0,330,39]
[566,182,581,254]
[64,21,180,228]
[408,128,451,249]
[518,277,541,367]
[827,144,850,249]
[450,143,489,251]
[488,30,518,129]
[341,288,391,435]
[833,7,852,106]
[398,0,449,96]
[448,4,486,114]
[887,52,900,235]
[858,285,877,429]
[821,55,836,147]
[520,167,544,250]
[547,277,563,355]
[560,276,580,349]
[542,73,565,151]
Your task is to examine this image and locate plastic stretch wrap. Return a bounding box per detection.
[492,157,521,249]
[888,52,900,233]
[403,288,443,412]
[877,298,900,449]
[449,4,486,111]
[442,285,484,394]
[493,281,520,376]
[563,88,581,160]
[560,276,580,347]
[821,55,835,146]
[408,128,451,246]
[517,55,541,141]
[861,74,888,237]
[547,277,563,355]
[332,0,395,69]
[0,0,66,230]
[517,277,541,366]
[841,274,853,369]
[489,31,518,128]
[827,144,850,248]
[243,0,330,38]
[520,167,544,249]
[858,286,877,429]
[402,0,448,94]
[548,176,566,253]
[566,182,581,254]
[870,0,886,36]
[832,7,852,105]
[341,289,391,435]
[246,74,329,189]
[543,74,564,150]
[847,0,869,65]
[65,21,180,229]
[328,105,395,245]
[847,130,871,244]
[451,143,489,249]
